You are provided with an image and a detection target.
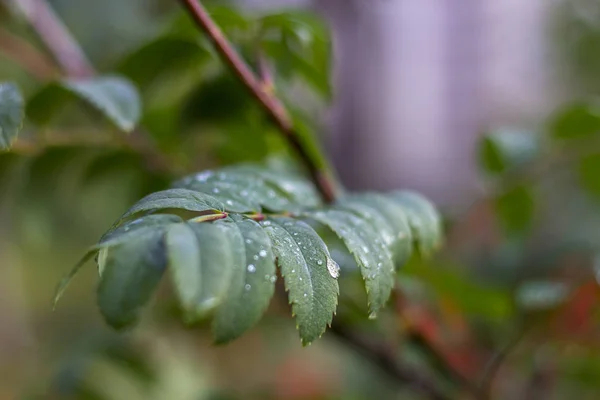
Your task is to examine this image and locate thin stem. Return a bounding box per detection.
[478,328,528,400]
[8,129,124,155]
[177,0,337,203]
[394,289,481,398]
[13,0,94,78]
[329,322,453,400]
[190,212,228,223]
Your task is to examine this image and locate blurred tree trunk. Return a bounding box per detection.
[249,0,557,211]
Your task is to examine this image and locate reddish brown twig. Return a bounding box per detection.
[15,0,94,78]
[178,0,336,203]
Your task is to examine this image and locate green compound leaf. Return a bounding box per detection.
[56,164,442,344]
[27,76,141,132]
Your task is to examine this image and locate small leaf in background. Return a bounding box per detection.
[117,36,210,88]
[479,129,539,175]
[578,153,600,201]
[548,102,600,140]
[403,260,514,321]
[259,11,331,97]
[494,185,535,235]
[262,218,339,345]
[27,76,141,132]
[0,82,24,150]
[515,281,570,311]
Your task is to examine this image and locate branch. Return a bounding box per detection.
[8,130,124,156]
[13,0,94,78]
[393,289,480,397]
[478,329,526,400]
[329,322,453,400]
[178,0,337,203]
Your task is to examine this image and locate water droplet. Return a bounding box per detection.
[291,269,296,273]
[303,293,308,297]
[377,262,382,268]
[262,220,271,226]
[253,255,259,260]
[247,264,256,273]
[317,260,323,266]
[212,188,220,194]
[327,258,341,279]
[259,250,267,257]
[362,246,370,254]
[195,171,213,182]
[245,239,253,244]
[226,200,233,206]
[293,232,298,236]
[244,284,251,291]
[270,276,276,283]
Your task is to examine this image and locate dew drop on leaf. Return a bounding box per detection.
[244,284,251,291]
[326,258,341,279]
[247,264,256,273]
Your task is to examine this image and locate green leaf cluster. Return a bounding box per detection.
[56,165,442,345]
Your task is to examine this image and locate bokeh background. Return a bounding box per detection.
[3,0,600,399]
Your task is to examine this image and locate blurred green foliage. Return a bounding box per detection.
[3,1,600,399]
